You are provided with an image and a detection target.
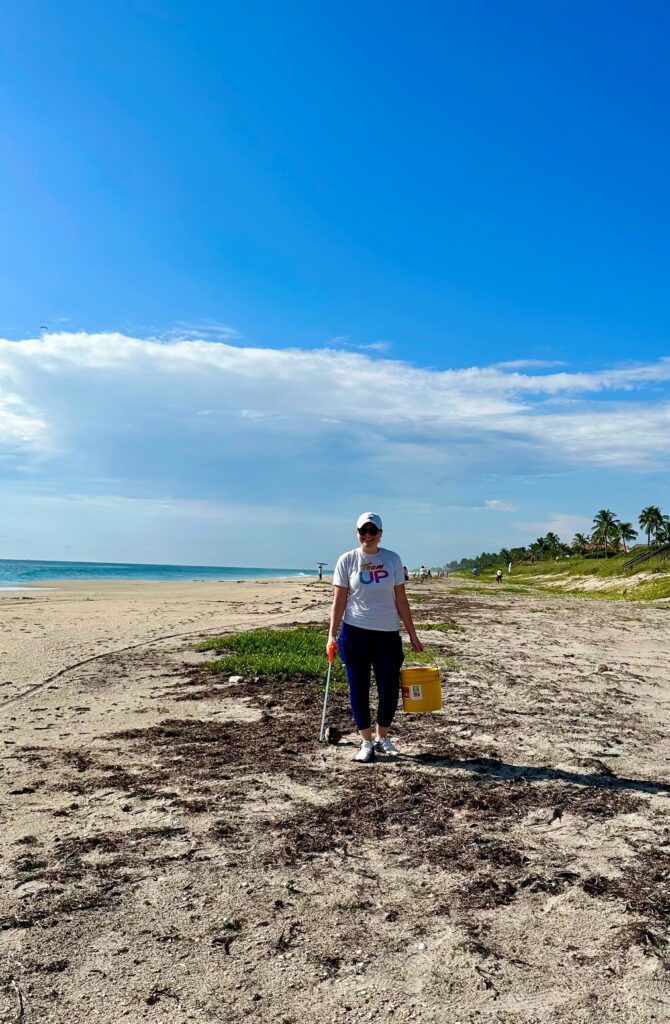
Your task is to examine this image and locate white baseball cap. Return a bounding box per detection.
[356,512,383,530]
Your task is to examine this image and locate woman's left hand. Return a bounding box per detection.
[409,633,424,652]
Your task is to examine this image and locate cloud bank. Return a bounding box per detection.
[1,331,668,480]
[1,330,667,562]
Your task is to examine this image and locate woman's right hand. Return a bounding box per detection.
[326,635,337,656]
[408,631,424,652]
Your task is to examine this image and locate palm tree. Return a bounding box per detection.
[617,521,637,554]
[656,516,670,545]
[592,509,618,557]
[639,505,664,547]
[544,532,561,556]
[529,538,546,562]
[591,523,606,556]
[572,532,589,555]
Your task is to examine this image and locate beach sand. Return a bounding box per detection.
[1,578,670,1022]
[0,577,330,706]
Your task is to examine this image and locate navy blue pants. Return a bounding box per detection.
[338,622,404,730]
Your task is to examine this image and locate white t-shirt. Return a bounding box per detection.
[333,546,405,632]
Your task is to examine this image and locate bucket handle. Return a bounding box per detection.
[403,645,442,671]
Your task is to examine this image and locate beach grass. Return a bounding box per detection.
[452,551,670,601]
[556,578,670,602]
[197,626,348,684]
[452,584,515,597]
[510,552,663,578]
[195,625,461,683]
[511,554,670,600]
[416,621,465,632]
[452,552,635,580]
[404,648,460,670]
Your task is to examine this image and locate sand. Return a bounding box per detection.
[0,578,330,706]
[1,577,670,1023]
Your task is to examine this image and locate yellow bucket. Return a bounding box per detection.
[400,666,442,714]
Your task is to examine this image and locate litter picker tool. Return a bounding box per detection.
[319,641,337,742]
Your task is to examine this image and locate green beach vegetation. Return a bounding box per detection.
[197,626,348,684]
[416,621,465,632]
[195,625,459,681]
[446,506,670,601]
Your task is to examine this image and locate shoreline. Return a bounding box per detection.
[0,558,317,590]
[0,574,317,591]
[0,573,317,589]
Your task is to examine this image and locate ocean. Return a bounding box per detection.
[0,558,315,589]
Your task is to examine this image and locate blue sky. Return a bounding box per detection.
[1,2,669,567]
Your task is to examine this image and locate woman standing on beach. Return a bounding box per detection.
[327,513,424,763]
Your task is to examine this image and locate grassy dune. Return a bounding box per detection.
[454,551,670,601]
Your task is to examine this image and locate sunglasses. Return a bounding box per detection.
[358,525,380,536]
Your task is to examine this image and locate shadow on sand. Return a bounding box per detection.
[409,752,670,797]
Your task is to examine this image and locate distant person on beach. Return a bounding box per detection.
[496,569,503,584]
[328,513,423,763]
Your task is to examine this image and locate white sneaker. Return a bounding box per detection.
[354,740,376,763]
[374,737,399,756]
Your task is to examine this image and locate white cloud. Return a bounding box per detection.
[359,340,390,353]
[326,336,390,353]
[512,512,594,541]
[517,404,670,466]
[485,499,519,511]
[29,493,336,526]
[494,359,567,370]
[1,332,670,491]
[3,331,668,565]
[163,321,242,341]
[0,391,48,448]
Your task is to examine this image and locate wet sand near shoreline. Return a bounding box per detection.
[1,578,670,1022]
